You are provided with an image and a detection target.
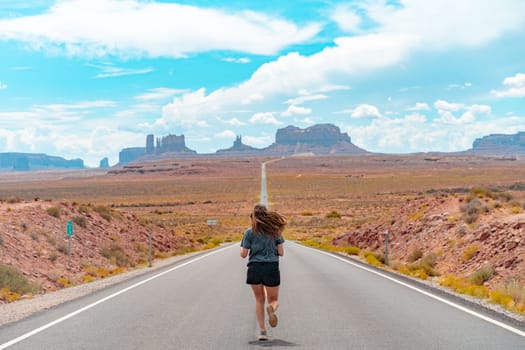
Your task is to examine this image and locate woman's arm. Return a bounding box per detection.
[240,247,249,258]
[276,243,284,257]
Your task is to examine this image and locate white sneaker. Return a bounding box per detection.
[258,330,269,341]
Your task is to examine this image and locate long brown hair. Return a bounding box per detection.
[250,204,287,238]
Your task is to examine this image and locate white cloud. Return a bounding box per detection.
[243,135,273,148]
[0,81,7,89]
[407,102,430,111]
[448,82,472,89]
[350,104,382,118]
[223,117,246,126]
[62,0,520,142]
[286,94,327,105]
[281,105,312,117]
[223,57,251,64]
[435,101,491,124]
[405,113,427,123]
[215,130,236,139]
[135,88,188,101]
[331,4,361,33]
[242,93,264,105]
[434,100,462,112]
[88,63,154,78]
[250,112,282,125]
[347,111,522,154]
[0,0,321,58]
[367,0,525,49]
[491,72,525,98]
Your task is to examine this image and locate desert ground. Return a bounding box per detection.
[1,154,524,314]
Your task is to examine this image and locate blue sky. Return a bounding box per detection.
[0,0,524,167]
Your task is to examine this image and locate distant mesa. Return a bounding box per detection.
[119,133,196,165]
[99,157,110,169]
[118,124,368,165]
[469,131,525,158]
[216,136,260,157]
[264,124,367,156]
[0,153,84,171]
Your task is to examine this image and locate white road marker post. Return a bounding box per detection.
[384,230,389,266]
[148,232,152,268]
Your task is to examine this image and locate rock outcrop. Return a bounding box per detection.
[117,124,368,164]
[263,124,368,156]
[275,124,351,146]
[216,136,260,157]
[119,134,197,164]
[99,157,109,169]
[470,132,525,158]
[0,153,84,171]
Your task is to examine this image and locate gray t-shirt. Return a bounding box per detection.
[240,228,284,263]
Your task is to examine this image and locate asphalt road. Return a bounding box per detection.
[0,242,523,349]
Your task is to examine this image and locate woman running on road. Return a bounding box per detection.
[240,204,286,341]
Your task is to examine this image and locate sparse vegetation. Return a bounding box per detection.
[363,251,383,267]
[100,243,130,267]
[0,263,38,297]
[440,274,490,299]
[460,197,483,224]
[57,276,71,288]
[7,197,22,204]
[325,210,341,219]
[345,246,360,255]
[57,244,69,255]
[78,205,90,214]
[462,245,480,262]
[46,206,61,218]
[469,265,494,286]
[49,253,58,263]
[408,248,423,262]
[94,205,112,221]
[72,215,87,228]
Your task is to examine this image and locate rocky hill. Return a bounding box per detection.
[0,200,192,295]
[332,190,525,290]
[0,153,84,171]
[469,132,525,158]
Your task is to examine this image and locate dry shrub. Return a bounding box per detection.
[94,205,112,221]
[408,248,423,262]
[469,265,494,285]
[325,210,341,219]
[462,245,479,262]
[46,206,61,218]
[100,243,129,267]
[0,263,38,295]
[345,246,360,255]
[73,215,87,228]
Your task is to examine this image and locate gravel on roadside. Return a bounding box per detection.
[0,250,207,327]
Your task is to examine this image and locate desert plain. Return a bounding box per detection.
[0,154,524,315]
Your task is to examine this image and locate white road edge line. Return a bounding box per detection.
[0,244,236,350]
[296,242,525,338]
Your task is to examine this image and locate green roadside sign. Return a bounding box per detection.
[66,221,74,237]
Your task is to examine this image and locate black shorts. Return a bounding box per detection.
[246,262,280,287]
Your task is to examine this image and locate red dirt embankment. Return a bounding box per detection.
[0,200,189,296]
[333,193,525,289]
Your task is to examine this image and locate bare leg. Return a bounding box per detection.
[265,285,279,311]
[251,284,266,331]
